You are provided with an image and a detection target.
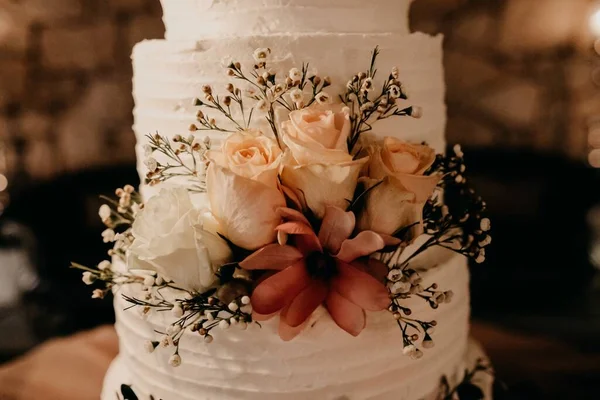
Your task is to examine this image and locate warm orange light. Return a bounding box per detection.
[0,174,7,192]
[591,7,600,37]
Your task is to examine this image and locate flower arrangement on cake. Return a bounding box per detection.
[74,47,491,371]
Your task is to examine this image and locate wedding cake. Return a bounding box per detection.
[83,1,494,399]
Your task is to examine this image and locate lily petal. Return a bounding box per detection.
[275,221,322,255]
[240,244,303,271]
[250,260,310,315]
[335,231,386,263]
[332,261,390,311]
[281,280,328,328]
[318,206,356,254]
[325,290,366,337]
[278,207,311,226]
[278,318,308,342]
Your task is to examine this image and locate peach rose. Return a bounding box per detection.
[206,131,286,250]
[280,106,367,218]
[357,137,440,238]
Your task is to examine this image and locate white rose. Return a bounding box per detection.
[128,188,232,291]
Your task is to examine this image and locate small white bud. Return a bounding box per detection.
[98,205,111,221]
[160,335,173,348]
[387,269,403,282]
[240,304,253,314]
[229,317,238,325]
[228,302,239,312]
[391,281,411,294]
[205,311,215,321]
[91,289,104,299]
[143,144,153,157]
[167,324,182,335]
[315,91,332,104]
[289,88,303,103]
[422,338,435,349]
[171,304,184,318]
[144,157,158,172]
[479,235,492,247]
[82,272,96,285]
[410,106,423,119]
[444,290,454,304]
[411,349,424,360]
[97,260,111,271]
[101,229,115,243]
[143,275,155,287]
[402,345,416,356]
[168,354,182,367]
[255,99,269,112]
[204,334,214,344]
[144,341,157,353]
[219,320,230,330]
[453,144,464,158]
[288,68,302,82]
[241,296,251,305]
[480,218,491,232]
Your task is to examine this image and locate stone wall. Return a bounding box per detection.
[0,0,164,183]
[412,0,599,159]
[0,0,598,184]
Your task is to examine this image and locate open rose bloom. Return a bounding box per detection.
[193,104,443,340]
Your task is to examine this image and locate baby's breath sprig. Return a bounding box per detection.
[74,258,256,367]
[191,83,248,132]
[342,46,420,153]
[385,265,449,357]
[227,56,291,146]
[423,145,491,264]
[97,185,141,261]
[144,133,210,193]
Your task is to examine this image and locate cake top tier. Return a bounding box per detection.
[160,0,414,40]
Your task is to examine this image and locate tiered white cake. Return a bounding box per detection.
[101,1,490,399]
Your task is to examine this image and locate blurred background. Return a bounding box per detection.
[0,0,599,398]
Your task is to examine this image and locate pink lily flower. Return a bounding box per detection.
[240,206,398,341]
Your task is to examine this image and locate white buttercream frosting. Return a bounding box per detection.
[160,0,414,40]
[132,33,446,202]
[102,255,473,400]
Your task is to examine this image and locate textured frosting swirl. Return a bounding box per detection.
[103,254,470,400]
[160,0,414,40]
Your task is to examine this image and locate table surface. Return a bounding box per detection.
[0,322,598,400]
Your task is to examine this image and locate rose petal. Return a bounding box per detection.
[207,164,286,250]
[393,173,441,203]
[356,176,418,236]
[325,290,366,337]
[280,158,368,219]
[335,231,386,263]
[318,206,355,254]
[281,280,328,327]
[281,185,304,211]
[331,261,389,311]
[250,260,310,315]
[240,244,303,271]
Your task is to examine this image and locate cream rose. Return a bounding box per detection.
[280,105,367,218]
[206,130,286,250]
[128,188,232,291]
[357,137,441,238]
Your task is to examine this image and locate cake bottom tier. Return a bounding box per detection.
[102,339,492,400]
